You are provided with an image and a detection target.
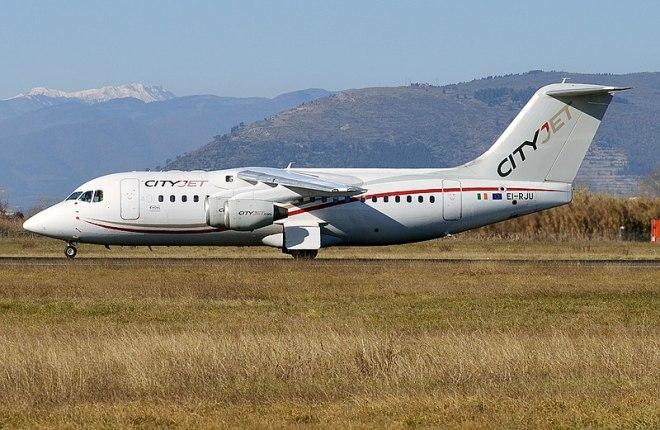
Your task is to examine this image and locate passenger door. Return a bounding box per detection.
[120,178,140,220]
[442,179,462,221]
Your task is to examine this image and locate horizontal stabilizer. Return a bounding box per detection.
[545,85,631,97]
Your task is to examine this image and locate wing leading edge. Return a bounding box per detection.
[237,167,365,195]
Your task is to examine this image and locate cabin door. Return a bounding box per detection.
[120,178,140,220]
[442,179,462,221]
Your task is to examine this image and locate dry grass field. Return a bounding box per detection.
[0,256,658,428]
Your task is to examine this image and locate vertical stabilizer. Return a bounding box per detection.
[461,83,628,182]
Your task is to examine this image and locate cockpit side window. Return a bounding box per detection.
[93,190,103,202]
[66,191,83,201]
[79,191,93,203]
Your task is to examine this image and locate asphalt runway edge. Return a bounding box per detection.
[0,257,658,267]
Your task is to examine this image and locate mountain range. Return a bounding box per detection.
[167,71,659,196]
[4,83,176,106]
[0,86,330,208]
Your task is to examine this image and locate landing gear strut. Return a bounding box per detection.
[287,250,318,260]
[64,243,77,259]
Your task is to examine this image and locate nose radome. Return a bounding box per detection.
[22,203,78,240]
[23,213,44,233]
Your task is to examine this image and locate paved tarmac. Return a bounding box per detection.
[0,257,657,267]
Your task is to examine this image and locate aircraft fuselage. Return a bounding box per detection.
[24,168,571,248]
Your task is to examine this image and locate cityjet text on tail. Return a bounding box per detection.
[23,83,628,259]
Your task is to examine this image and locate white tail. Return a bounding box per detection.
[461,83,629,183]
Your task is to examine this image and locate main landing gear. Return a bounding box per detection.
[64,243,77,259]
[287,250,318,260]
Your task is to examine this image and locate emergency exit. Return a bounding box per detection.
[120,178,140,220]
[442,179,462,221]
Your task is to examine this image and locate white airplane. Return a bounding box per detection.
[23,83,627,259]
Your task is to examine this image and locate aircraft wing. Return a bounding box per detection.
[237,167,365,194]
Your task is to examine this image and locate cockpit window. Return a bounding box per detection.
[66,191,83,201]
[79,191,93,203]
[93,190,103,202]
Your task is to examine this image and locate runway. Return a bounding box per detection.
[0,257,658,267]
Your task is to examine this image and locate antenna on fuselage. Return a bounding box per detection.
[286,162,294,170]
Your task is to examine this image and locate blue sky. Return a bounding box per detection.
[1,0,658,98]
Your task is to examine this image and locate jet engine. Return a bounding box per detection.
[206,197,287,231]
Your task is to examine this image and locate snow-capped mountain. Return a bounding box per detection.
[7,83,175,104]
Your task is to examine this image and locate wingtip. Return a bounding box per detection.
[608,86,632,92]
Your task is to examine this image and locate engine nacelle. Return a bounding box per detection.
[206,197,286,231]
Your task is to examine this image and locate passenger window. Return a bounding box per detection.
[344,196,351,202]
[158,195,163,202]
[80,191,93,202]
[182,195,187,203]
[310,197,316,202]
[383,196,389,202]
[418,196,423,203]
[430,196,435,203]
[395,195,400,203]
[406,196,412,203]
[92,190,103,202]
[66,191,83,201]
[322,197,327,203]
[170,195,175,202]
[193,195,199,202]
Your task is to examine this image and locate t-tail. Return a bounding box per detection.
[461,83,629,182]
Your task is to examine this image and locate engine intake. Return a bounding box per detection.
[206,197,287,231]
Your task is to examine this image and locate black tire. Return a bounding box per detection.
[65,245,77,259]
[289,250,318,260]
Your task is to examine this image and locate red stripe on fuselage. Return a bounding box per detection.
[287,186,563,216]
[85,220,224,234]
[85,186,565,233]
[505,187,559,191]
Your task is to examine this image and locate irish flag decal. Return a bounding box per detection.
[477,192,503,201]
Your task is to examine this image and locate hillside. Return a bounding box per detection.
[0,87,330,208]
[167,71,659,195]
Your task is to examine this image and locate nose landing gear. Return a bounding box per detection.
[287,250,318,260]
[64,243,77,259]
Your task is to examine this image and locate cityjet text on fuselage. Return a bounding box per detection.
[144,180,209,187]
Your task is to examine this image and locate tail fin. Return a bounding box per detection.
[462,83,629,182]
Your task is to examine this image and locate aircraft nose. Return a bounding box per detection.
[23,211,46,234]
[22,204,76,239]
